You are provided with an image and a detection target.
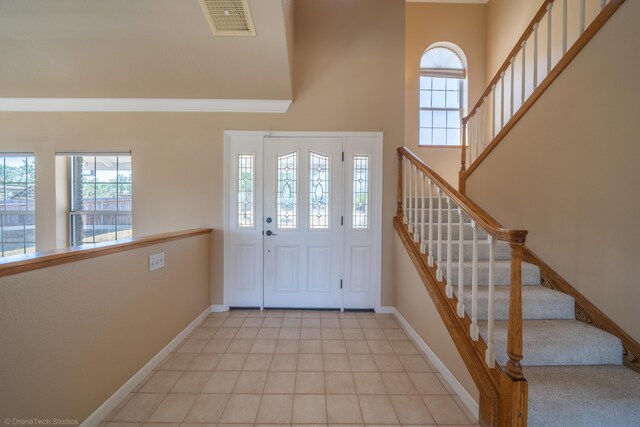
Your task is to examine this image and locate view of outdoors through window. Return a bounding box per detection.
[0,154,36,258]
[419,76,463,146]
[69,154,132,246]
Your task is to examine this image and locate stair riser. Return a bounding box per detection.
[424,241,511,261]
[462,292,575,320]
[408,223,490,240]
[446,263,541,286]
[406,209,464,222]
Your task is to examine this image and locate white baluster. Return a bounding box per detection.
[475,105,482,159]
[521,41,527,105]
[491,86,497,139]
[562,0,568,55]
[408,163,413,231]
[482,97,488,149]
[547,2,553,73]
[436,187,443,282]
[533,23,539,87]
[403,157,408,224]
[467,118,472,164]
[428,180,434,267]
[601,0,606,11]
[457,208,465,318]
[470,221,479,340]
[414,167,419,243]
[446,197,453,298]
[579,0,586,34]
[509,58,515,119]
[485,235,497,368]
[420,172,426,254]
[500,72,505,129]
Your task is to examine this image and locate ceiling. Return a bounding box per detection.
[0,0,293,100]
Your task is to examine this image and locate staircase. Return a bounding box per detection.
[396,147,640,426]
[445,218,640,425]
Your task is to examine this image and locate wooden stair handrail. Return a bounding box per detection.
[463,0,555,122]
[398,147,529,425]
[399,146,527,245]
[460,0,627,187]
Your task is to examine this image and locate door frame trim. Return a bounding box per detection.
[223,130,383,311]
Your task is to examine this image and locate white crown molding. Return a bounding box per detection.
[0,98,292,113]
[407,0,488,4]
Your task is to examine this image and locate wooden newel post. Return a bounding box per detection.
[397,149,404,218]
[500,230,528,427]
[459,118,468,194]
[506,238,525,380]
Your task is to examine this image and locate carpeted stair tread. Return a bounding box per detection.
[479,319,623,366]
[525,365,640,426]
[460,285,575,320]
[447,260,541,286]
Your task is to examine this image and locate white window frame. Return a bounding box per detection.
[63,152,132,246]
[419,45,467,147]
[0,152,36,258]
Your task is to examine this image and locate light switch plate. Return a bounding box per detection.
[149,252,165,271]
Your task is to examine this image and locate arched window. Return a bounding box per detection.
[419,44,466,146]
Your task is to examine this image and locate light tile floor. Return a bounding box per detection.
[101,310,480,427]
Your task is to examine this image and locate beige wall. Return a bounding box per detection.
[405,2,486,186]
[467,0,640,342]
[393,233,479,401]
[0,0,405,306]
[486,0,540,80]
[0,234,211,421]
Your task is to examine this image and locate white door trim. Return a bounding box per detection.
[223,131,383,311]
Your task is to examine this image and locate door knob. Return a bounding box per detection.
[265,230,278,236]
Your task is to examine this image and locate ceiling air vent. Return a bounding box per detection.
[199,0,256,37]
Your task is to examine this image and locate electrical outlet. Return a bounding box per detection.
[149,252,165,271]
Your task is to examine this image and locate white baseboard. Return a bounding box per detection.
[79,306,211,427]
[375,305,396,314]
[392,308,480,420]
[210,304,228,313]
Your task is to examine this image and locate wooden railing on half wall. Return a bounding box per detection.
[396,146,528,427]
[0,228,212,278]
[459,0,626,193]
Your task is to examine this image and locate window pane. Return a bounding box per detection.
[309,152,330,229]
[419,90,431,108]
[433,128,447,145]
[277,152,297,229]
[432,77,446,90]
[115,215,133,240]
[420,110,433,128]
[68,154,132,247]
[433,110,447,128]
[95,156,118,183]
[446,91,460,109]
[352,155,369,229]
[447,128,461,146]
[446,78,461,91]
[419,128,433,145]
[237,154,254,228]
[0,154,36,258]
[432,91,446,108]
[419,76,432,90]
[81,182,96,210]
[5,184,27,210]
[447,111,461,128]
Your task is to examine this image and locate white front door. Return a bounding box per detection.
[263,137,343,308]
[225,131,382,310]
